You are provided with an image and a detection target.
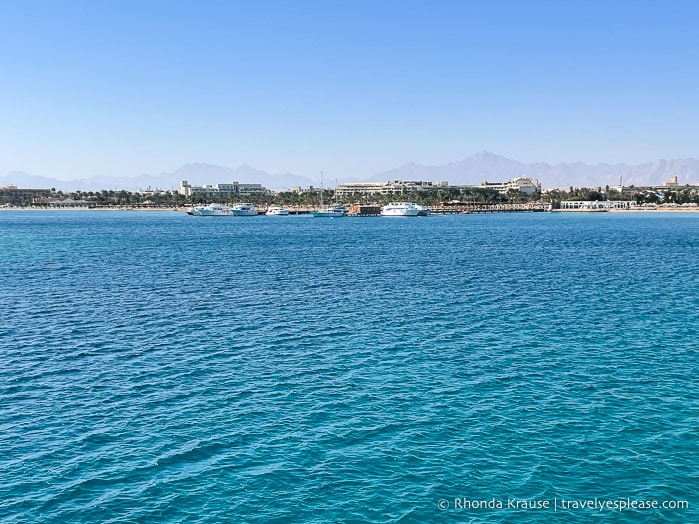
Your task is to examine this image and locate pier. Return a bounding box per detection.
[261,203,549,216]
[427,203,549,214]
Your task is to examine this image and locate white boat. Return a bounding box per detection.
[187,203,231,216]
[380,202,421,216]
[313,205,348,217]
[414,203,429,216]
[313,173,347,217]
[231,203,258,216]
[266,206,290,216]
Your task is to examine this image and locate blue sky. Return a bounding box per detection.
[1,0,698,181]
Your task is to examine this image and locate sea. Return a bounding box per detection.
[1,210,697,523]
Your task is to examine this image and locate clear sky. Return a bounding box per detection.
[1,0,698,181]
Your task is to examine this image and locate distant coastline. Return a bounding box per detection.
[0,206,187,211]
[4,153,699,192]
[3,205,699,213]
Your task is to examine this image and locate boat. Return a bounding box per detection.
[186,205,204,216]
[313,204,348,217]
[313,173,347,217]
[414,203,430,216]
[187,203,231,216]
[231,203,258,216]
[266,206,290,216]
[380,202,421,217]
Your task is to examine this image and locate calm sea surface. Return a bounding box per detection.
[1,211,697,523]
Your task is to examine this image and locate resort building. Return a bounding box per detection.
[329,177,541,199]
[31,197,89,208]
[0,185,52,205]
[473,176,542,195]
[179,180,268,198]
[290,186,318,194]
[664,175,680,188]
[335,180,447,199]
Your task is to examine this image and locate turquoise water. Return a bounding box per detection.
[1,211,697,523]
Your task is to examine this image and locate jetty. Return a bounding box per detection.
[428,202,549,214]
[280,203,549,216]
[254,203,549,216]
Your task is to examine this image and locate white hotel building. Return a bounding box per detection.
[473,176,541,195]
[335,180,448,198]
[179,180,268,199]
[334,177,541,198]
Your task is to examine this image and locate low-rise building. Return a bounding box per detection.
[290,186,317,194]
[474,176,541,195]
[32,197,89,208]
[179,180,268,198]
[1,185,52,205]
[335,180,446,198]
[664,175,679,188]
[346,204,381,215]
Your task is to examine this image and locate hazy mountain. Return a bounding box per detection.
[370,153,699,188]
[3,154,699,192]
[167,163,315,191]
[0,163,316,192]
[0,171,165,192]
[624,158,699,187]
[527,158,699,188]
[369,152,528,185]
[0,171,70,190]
[526,162,630,189]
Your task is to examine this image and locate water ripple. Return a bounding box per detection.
[1,211,697,522]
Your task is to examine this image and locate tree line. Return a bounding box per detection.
[5,184,699,208]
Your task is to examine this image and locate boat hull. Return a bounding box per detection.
[381,209,420,216]
[312,211,346,217]
[199,209,231,216]
[188,204,231,216]
[380,202,421,216]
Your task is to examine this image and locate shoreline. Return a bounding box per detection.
[2,205,699,213]
[0,206,187,211]
[608,207,699,212]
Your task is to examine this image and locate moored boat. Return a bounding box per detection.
[312,173,347,217]
[313,205,348,217]
[231,203,258,216]
[266,206,290,216]
[380,202,421,216]
[187,204,231,216]
[414,203,429,216]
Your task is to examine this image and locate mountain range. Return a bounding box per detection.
[3,153,698,192]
